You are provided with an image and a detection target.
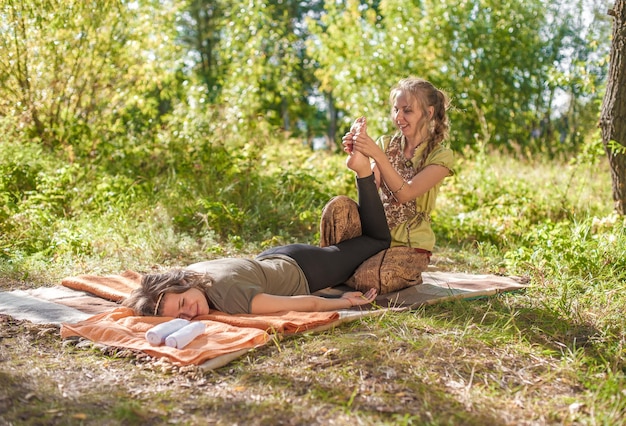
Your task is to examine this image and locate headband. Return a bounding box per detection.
[153,292,165,316]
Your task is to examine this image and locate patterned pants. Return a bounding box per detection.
[320,195,429,294]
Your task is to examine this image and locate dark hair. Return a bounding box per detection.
[389,77,450,171]
[122,270,212,316]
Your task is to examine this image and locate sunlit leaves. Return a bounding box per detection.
[304,0,609,154]
[306,0,439,137]
[215,0,317,134]
[0,0,610,157]
[0,0,184,153]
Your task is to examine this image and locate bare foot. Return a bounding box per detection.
[346,150,371,178]
[343,117,366,154]
[350,117,367,135]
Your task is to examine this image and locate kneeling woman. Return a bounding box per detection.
[123,151,390,317]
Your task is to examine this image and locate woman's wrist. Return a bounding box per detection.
[391,180,406,194]
[371,147,387,165]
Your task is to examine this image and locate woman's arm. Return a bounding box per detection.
[351,132,449,204]
[249,289,377,314]
[379,162,450,204]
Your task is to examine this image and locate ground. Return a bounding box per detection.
[0,262,597,426]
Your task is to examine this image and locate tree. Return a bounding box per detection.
[177,0,227,101]
[0,0,184,155]
[543,0,611,157]
[306,0,440,145]
[216,0,320,136]
[600,0,626,214]
[431,0,561,153]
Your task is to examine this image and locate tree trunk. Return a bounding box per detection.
[600,0,626,214]
[326,90,338,151]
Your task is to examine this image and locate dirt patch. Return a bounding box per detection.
[1,303,596,426]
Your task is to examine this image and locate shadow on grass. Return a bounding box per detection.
[0,369,159,425]
[222,369,504,426]
[424,295,607,363]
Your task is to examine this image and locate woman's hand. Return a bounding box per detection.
[351,131,380,159]
[340,288,377,307]
[342,132,355,153]
[342,117,368,154]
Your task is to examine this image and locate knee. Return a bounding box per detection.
[324,195,357,212]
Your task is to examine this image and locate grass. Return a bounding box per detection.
[1,132,625,424]
[1,295,624,424]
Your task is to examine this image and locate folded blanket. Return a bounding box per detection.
[61,270,141,302]
[23,286,120,315]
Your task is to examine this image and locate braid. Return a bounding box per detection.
[430,89,450,144]
[416,138,437,172]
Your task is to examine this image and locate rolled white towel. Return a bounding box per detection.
[145,318,190,346]
[164,321,206,349]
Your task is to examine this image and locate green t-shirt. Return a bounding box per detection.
[186,255,309,314]
[377,135,455,251]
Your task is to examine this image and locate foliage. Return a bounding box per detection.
[304,0,611,154]
[0,0,611,157]
[306,0,441,139]
[208,0,317,134]
[431,0,549,149]
[0,0,190,172]
[435,133,611,260]
[0,3,623,422]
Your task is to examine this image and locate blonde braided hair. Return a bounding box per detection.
[389,77,450,172]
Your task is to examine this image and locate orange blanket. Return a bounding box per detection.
[200,310,341,334]
[60,271,341,366]
[61,308,270,365]
[61,270,141,302]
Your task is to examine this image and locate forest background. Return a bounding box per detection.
[1,0,625,424]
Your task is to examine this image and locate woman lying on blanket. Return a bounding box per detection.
[123,150,391,317]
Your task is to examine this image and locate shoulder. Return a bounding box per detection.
[425,144,455,175]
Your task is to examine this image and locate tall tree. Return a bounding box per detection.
[600,0,626,214]
[541,0,611,157]
[431,0,554,152]
[217,0,320,136]
[0,0,184,154]
[177,0,226,101]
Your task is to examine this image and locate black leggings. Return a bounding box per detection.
[257,174,391,292]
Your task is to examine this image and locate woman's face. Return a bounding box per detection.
[161,287,210,319]
[392,91,431,142]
